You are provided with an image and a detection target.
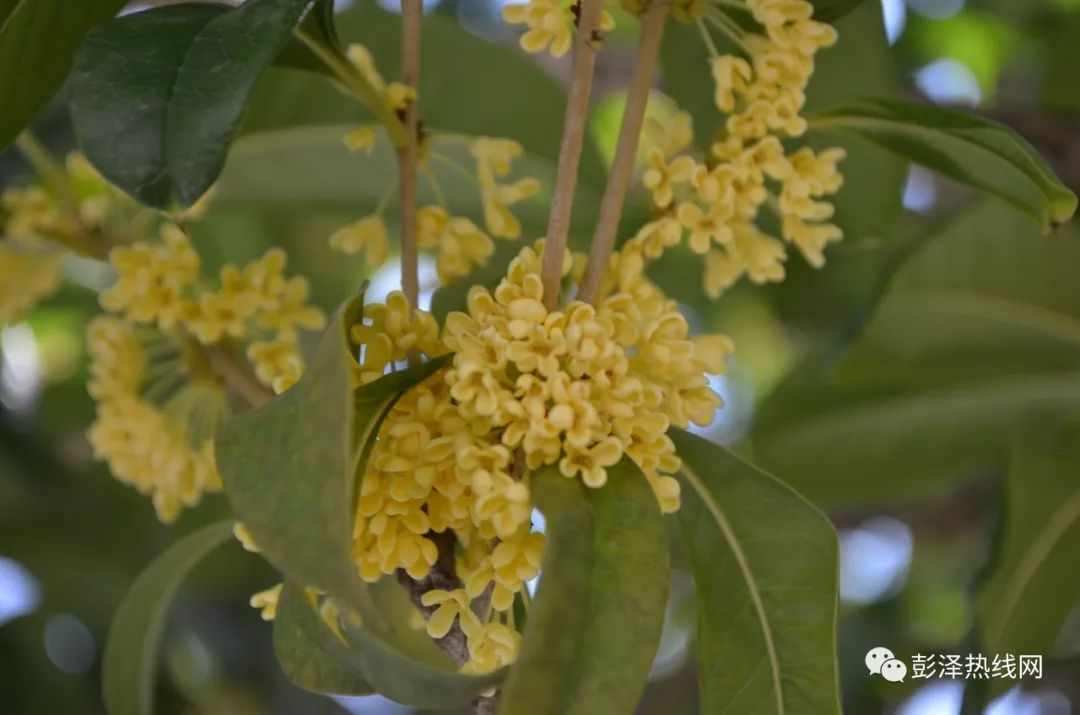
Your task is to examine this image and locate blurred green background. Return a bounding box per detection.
[3,0,1080,713]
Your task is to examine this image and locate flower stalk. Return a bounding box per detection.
[579,0,672,304]
[540,0,607,309]
[398,0,423,310]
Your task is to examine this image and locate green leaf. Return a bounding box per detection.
[273,582,374,696]
[211,125,598,237]
[671,429,841,715]
[811,98,1078,230]
[978,427,1080,664]
[0,0,127,150]
[217,296,494,707]
[754,201,1080,506]
[810,0,870,22]
[217,292,446,611]
[70,0,317,209]
[501,461,669,715]
[102,520,234,715]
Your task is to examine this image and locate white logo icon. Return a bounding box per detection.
[881,658,907,682]
[865,646,895,675]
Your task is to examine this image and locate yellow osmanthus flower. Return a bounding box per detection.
[251,583,284,621]
[90,228,325,520]
[329,215,391,267]
[502,0,617,58]
[86,317,223,522]
[0,243,62,325]
[417,205,495,283]
[0,152,121,322]
[343,125,378,154]
[638,0,846,297]
[470,137,540,240]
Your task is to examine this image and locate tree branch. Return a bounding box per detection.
[540,0,607,310]
[200,343,273,408]
[578,0,670,305]
[398,0,422,309]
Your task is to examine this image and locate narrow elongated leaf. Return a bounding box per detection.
[102,521,234,715]
[812,99,1077,230]
[273,582,373,696]
[70,0,317,208]
[217,296,492,706]
[0,0,127,150]
[501,462,669,715]
[217,294,367,604]
[978,428,1080,664]
[671,430,841,715]
[755,202,1080,506]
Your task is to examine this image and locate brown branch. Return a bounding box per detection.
[200,343,273,408]
[578,0,670,304]
[397,0,422,309]
[540,0,607,310]
[397,530,499,713]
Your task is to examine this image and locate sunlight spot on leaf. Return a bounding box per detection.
[880,0,906,45]
[839,516,912,605]
[0,324,42,416]
[903,165,937,214]
[0,558,40,625]
[907,0,965,20]
[333,694,412,715]
[897,681,962,715]
[44,614,96,675]
[916,59,982,107]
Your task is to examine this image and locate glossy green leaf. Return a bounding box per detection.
[70,0,317,209]
[217,293,367,604]
[102,520,234,715]
[501,462,669,715]
[0,0,127,150]
[273,582,374,696]
[812,98,1078,230]
[978,427,1080,665]
[217,292,446,610]
[671,429,841,715]
[755,201,1080,506]
[217,296,493,707]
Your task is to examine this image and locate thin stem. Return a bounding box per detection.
[703,7,751,55]
[292,29,410,148]
[200,343,273,408]
[429,152,481,188]
[15,132,114,260]
[695,18,721,59]
[397,0,422,310]
[15,132,74,205]
[579,0,671,305]
[422,164,448,206]
[540,0,607,310]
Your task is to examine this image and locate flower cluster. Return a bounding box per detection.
[332,124,538,287]
[86,316,223,522]
[637,0,846,297]
[88,224,326,520]
[331,230,730,673]
[0,154,115,324]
